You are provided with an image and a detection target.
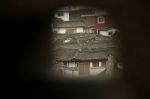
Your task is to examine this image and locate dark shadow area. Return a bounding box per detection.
[2,0,150,99]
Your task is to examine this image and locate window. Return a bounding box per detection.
[57,12,64,16]
[98,17,105,24]
[108,32,113,35]
[92,61,99,67]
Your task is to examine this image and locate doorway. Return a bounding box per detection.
[78,62,90,76]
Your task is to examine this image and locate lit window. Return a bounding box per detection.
[98,17,105,24]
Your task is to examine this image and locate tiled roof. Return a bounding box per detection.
[75,51,108,60]
[55,48,77,61]
[54,33,121,61]
[53,21,85,28]
[54,47,120,61]
[81,11,109,17]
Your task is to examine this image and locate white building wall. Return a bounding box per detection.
[90,62,92,68]
[55,12,69,21]
[76,27,84,33]
[99,62,102,67]
[54,28,84,34]
[100,30,116,37]
[68,62,75,67]
[89,29,92,33]
[100,31,110,37]
[57,28,66,34]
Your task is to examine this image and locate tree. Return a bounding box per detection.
[105,54,115,78]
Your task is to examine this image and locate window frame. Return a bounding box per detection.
[97,17,105,24]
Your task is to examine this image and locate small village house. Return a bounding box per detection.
[81,11,115,35]
[52,21,85,34]
[55,48,108,77]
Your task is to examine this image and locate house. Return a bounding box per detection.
[55,46,120,78]
[55,48,108,77]
[81,11,115,34]
[52,21,86,34]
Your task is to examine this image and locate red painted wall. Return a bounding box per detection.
[84,16,97,26]
[84,16,112,29]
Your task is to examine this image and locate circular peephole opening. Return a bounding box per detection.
[51,5,123,81]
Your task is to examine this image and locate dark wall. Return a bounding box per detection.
[2,0,150,99]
